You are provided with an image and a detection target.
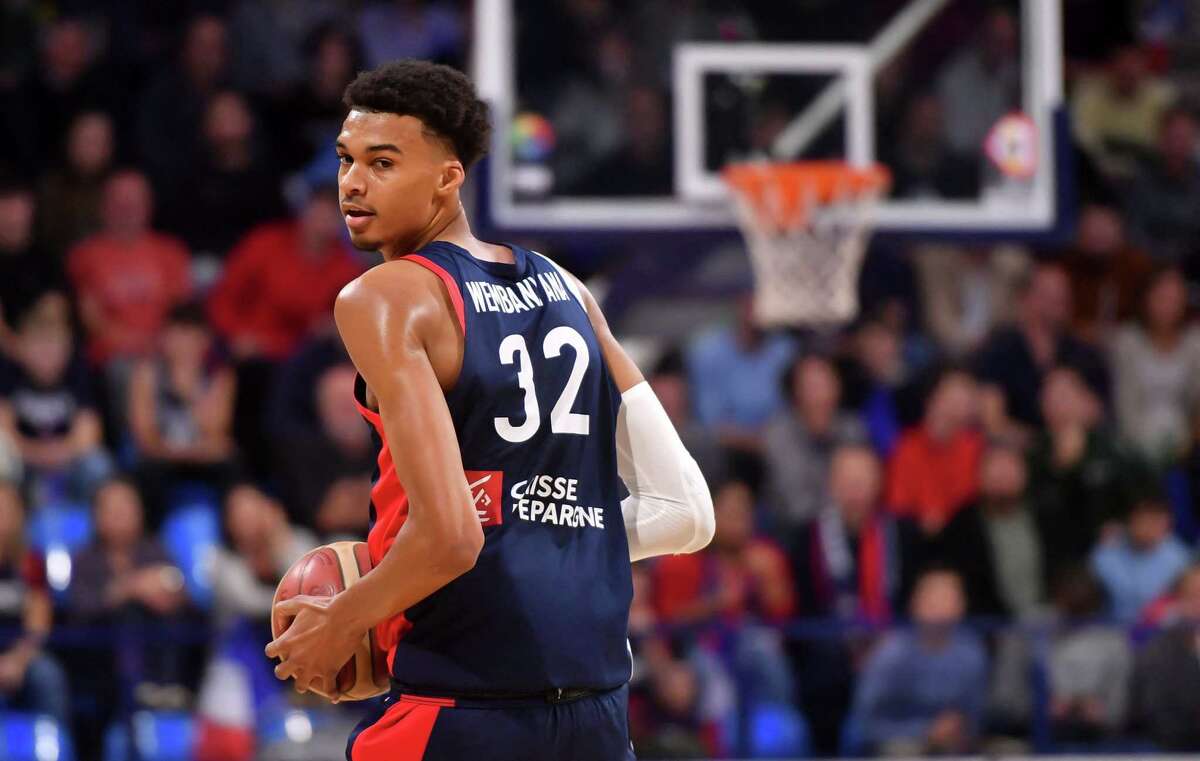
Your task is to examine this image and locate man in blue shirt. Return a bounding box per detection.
[1092,495,1191,623]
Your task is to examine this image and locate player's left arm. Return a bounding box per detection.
[570,275,715,562]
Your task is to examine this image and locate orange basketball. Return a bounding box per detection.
[271,541,389,702]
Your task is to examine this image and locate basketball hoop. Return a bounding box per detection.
[722,161,890,327]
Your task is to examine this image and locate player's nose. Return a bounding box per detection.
[339,161,366,197]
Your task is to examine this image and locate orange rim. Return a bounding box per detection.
[722,161,890,226]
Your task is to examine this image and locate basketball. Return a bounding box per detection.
[271,541,389,702]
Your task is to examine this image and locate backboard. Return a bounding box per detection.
[473,0,1065,238]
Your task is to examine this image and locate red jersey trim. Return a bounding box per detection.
[399,253,466,337]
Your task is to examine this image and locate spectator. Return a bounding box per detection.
[914,244,1029,359]
[647,348,725,486]
[66,170,192,366]
[35,110,114,264]
[161,90,288,259]
[796,444,920,623]
[687,296,796,480]
[127,302,236,526]
[763,354,864,533]
[934,443,1044,619]
[357,0,464,69]
[886,367,984,535]
[25,18,116,158]
[0,482,67,725]
[0,175,59,351]
[1047,567,1132,743]
[1029,365,1152,578]
[225,0,340,97]
[0,316,113,503]
[271,23,363,172]
[629,652,719,760]
[836,318,907,457]
[274,363,373,535]
[1059,205,1153,345]
[1073,45,1175,183]
[1127,105,1200,264]
[569,86,673,196]
[853,568,988,756]
[1091,494,1190,623]
[936,6,1020,156]
[208,185,363,362]
[884,93,980,200]
[68,477,190,706]
[975,262,1109,432]
[211,483,314,631]
[1131,563,1200,751]
[1113,265,1200,465]
[137,14,230,189]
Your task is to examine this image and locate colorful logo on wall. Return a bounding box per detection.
[511,112,556,163]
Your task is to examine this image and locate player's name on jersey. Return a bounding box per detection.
[463,272,571,315]
[509,474,606,529]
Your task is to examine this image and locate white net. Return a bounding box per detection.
[724,162,887,328]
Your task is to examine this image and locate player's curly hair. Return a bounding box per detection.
[343,60,491,169]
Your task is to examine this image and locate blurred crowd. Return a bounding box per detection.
[3,0,1200,761]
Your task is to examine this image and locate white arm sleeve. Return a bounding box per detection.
[617,381,715,562]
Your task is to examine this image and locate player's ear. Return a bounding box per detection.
[438,160,465,196]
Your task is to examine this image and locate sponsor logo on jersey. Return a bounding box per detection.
[465,470,504,526]
[509,474,606,529]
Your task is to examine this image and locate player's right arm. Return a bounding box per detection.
[572,276,715,562]
[266,262,483,694]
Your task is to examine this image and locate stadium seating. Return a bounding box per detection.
[161,502,220,610]
[0,713,75,761]
[104,711,195,761]
[746,702,811,758]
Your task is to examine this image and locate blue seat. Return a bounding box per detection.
[747,702,811,758]
[161,504,220,609]
[0,712,75,761]
[106,712,195,761]
[166,483,220,516]
[839,711,868,758]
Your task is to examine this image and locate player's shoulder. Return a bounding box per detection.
[335,259,448,326]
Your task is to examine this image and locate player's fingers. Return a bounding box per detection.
[264,637,287,660]
[274,659,298,681]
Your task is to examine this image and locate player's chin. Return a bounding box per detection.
[347,230,384,252]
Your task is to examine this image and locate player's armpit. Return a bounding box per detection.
[566,273,645,393]
[330,265,483,632]
[618,382,715,562]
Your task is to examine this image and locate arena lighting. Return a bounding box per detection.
[283,710,313,744]
[45,546,71,592]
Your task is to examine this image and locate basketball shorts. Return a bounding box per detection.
[346,684,637,761]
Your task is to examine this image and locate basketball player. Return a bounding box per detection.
[264,60,715,760]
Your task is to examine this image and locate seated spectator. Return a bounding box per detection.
[0,174,60,353]
[647,348,725,486]
[274,363,372,535]
[836,318,908,457]
[36,110,114,262]
[853,568,988,756]
[1127,105,1200,264]
[66,170,192,366]
[914,244,1029,359]
[0,482,67,724]
[886,367,984,535]
[764,354,864,533]
[1132,563,1200,751]
[1072,44,1175,183]
[1113,265,1200,465]
[1062,205,1152,345]
[934,443,1044,619]
[687,296,796,483]
[883,92,979,200]
[935,6,1020,157]
[1091,494,1190,623]
[208,185,363,362]
[629,652,719,760]
[653,481,795,706]
[357,0,463,69]
[128,302,236,525]
[795,444,920,623]
[1047,567,1132,744]
[68,477,189,706]
[1029,365,1150,578]
[975,262,1109,433]
[0,314,113,502]
[568,86,673,196]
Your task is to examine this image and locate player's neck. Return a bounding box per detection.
[383,204,514,265]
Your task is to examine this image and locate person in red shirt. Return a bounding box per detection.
[66,170,192,366]
[886,367,984,535]
[207,185,365,362]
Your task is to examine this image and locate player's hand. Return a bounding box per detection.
[265,594,364,699]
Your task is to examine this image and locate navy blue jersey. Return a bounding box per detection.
[352,241,632,695]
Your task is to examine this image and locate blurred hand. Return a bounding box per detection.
[927,711,966,751]
[0,651,29,692]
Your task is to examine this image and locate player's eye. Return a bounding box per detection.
[373,158,392,169]
[337,154,352,165]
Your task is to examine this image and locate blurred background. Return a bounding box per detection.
[3,0,1200,760]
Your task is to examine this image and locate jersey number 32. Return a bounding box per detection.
[494,325,590,443]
